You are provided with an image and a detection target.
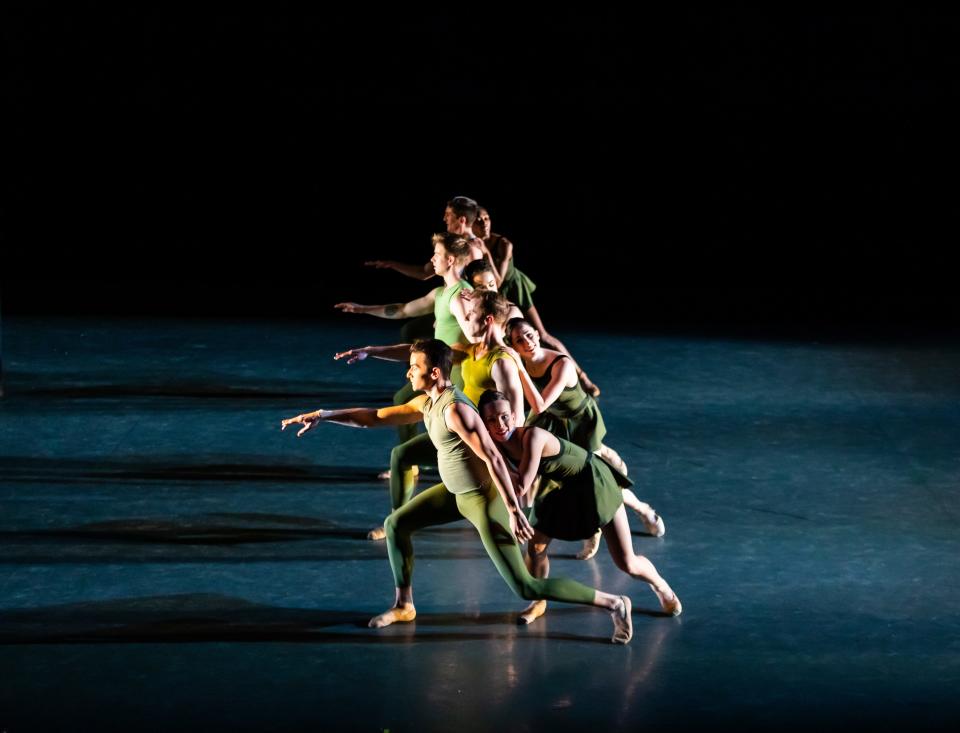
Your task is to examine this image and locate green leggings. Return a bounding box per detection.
[389,362,466,507]
[389,432,435,509]
[383,482,597,605]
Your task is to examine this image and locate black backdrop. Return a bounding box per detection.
[5,8,958,333]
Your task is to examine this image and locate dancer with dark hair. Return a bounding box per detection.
[506,316,666,559]
[281,340,637,644]
[477,390,682,625]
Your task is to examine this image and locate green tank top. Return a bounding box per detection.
[530,355,589,417]
[422,386,490,494]
[461,343,511,406]
[433,279,473,347]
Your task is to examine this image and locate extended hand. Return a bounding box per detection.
[334,302,366,313]
[280,411,322,437]
[364,260,395,269]
[333,347,370,365]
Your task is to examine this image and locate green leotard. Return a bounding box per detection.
[460,343,511,407]
[382,386,596,606]
[529,437,630,541]
[525,355,607,452]
[433,279,473,347]
[422,387,489,494]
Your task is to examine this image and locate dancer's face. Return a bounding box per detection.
[407,352,437,391]
[481,399,515,442]
[430,243,452,276]
[470,271,498,293]
[442,206,462,233]
[510,323,540,355]
[467,304,492,339]
[474,209,491,239]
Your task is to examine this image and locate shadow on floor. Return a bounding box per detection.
[0,456,403,485]
[5,370,395,403]
[0,593,658,645]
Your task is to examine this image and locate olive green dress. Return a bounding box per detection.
[528,438,631,541]
[491,234,537,312]
[525,355,606,452]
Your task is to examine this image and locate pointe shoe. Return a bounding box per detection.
[576,530,602,560]
[634,508,666,538]
[611,595,633,644]
[368,604,417,628]
[518,600,547,625]
[654,586,682,617]
[367,526,387,541]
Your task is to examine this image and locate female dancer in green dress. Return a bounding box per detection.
[282,340,636,644]
[473,205,601,397]
[506,316,666,558]
[478,390,682,625]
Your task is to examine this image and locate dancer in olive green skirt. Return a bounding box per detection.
[281,339,636,644]
[478,390,682,625]
[507,317,666,558]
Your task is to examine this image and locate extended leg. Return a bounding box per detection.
[620,488,666,537]
[367,432,437,540]
[519,530,552,624]
[370,482,463,628]
[456,486,633,643]
[601,506,681,616]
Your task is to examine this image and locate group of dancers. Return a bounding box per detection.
[281,196,681,645]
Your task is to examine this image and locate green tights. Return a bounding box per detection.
[383,482,597,605]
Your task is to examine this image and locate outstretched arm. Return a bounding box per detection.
[445,403,534,543]
[365,259,436,281]
[281,395,428,434]
[334,289,436,319]
[333,343,412,365]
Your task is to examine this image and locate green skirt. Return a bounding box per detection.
[526,397,606,453]
[530,454,631,541]
[501,266,537,312]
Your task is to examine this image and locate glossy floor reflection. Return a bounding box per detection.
[2,318,959,732]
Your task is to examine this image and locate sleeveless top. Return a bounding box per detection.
[461,343,512,406]
[500,433,628,540]
[433,279,473,347]
[422,387,490,494]
[530,355,589,418]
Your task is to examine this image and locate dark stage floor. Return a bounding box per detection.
[1,318,959,732]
